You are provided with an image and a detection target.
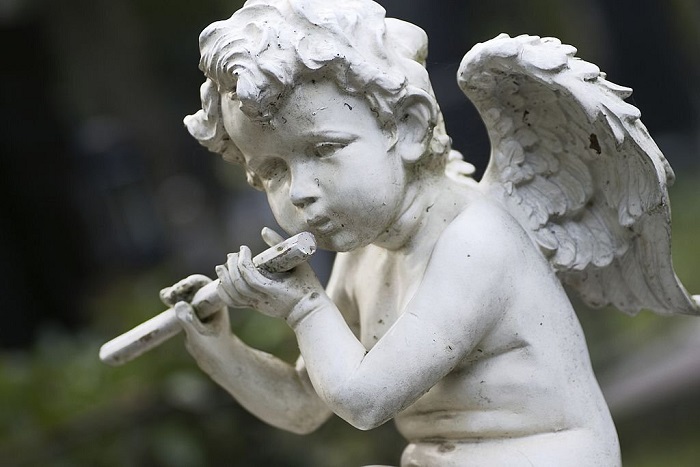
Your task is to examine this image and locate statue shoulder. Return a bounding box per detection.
[441,195,531,258]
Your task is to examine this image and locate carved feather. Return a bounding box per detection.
[458,34,698,316]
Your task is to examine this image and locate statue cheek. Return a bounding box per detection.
[266,183,290,206]
[273,204,296,227]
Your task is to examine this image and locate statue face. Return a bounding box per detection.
[221,79,407,251]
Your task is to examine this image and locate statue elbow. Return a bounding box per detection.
[347,413,389,431]
[285,420,322,435]
[326,388,394,430]
[272,408,329,435]
[346,405,395,431]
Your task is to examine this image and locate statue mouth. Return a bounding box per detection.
[306,215,338,235]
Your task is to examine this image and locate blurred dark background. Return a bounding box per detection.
[1,0,698,465]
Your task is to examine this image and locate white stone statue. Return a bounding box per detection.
[114,0,700,465]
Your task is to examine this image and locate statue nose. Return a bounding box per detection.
[289,172,320,208]
[290,193,318,209]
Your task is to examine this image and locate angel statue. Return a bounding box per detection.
[139,0,700,465]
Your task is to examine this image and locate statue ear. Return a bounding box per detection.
[393,88,438,164]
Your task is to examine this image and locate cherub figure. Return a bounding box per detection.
[161,0,699,465]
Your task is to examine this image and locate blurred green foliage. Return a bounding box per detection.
[0,267,405,466]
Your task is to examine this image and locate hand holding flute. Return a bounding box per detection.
[99,231,316,366]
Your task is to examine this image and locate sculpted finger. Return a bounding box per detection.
[261,227,286,247]
[172,274,212,303]
[239,244,253,265]
[238,245,274,291]
[174,301,214,337]
[216,259,263,308]
[161,274,212,306]
[160,286,174,307]
[161,285,187,307]
[215,262,240,307]
[183,274,212,290]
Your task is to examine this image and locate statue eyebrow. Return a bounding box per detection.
[301,130,358,142]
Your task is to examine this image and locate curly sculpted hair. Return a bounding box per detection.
[184,0,453,188]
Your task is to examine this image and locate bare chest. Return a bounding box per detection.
[351,251,427,349]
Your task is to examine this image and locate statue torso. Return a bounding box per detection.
[329,200,620,465]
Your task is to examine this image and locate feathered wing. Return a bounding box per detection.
[457,34,698,316]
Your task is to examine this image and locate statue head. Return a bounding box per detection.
[184,0,454,189]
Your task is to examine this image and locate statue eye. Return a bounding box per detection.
[312,142,346,159]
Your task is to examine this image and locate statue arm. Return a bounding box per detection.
[290,205,512,429]
[178,230,362,434]
[175,300,332,434]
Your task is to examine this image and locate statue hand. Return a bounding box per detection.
[160,273,231,345]
[216,240,323,321]
[160,274,213,308]
[159,275,232,373]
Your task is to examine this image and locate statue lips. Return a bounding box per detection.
[306,215,338,236]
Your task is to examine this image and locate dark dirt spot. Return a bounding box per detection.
[589,133,602,154]
[438,443,456,453]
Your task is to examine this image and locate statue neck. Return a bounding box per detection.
[373,173,472,253]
